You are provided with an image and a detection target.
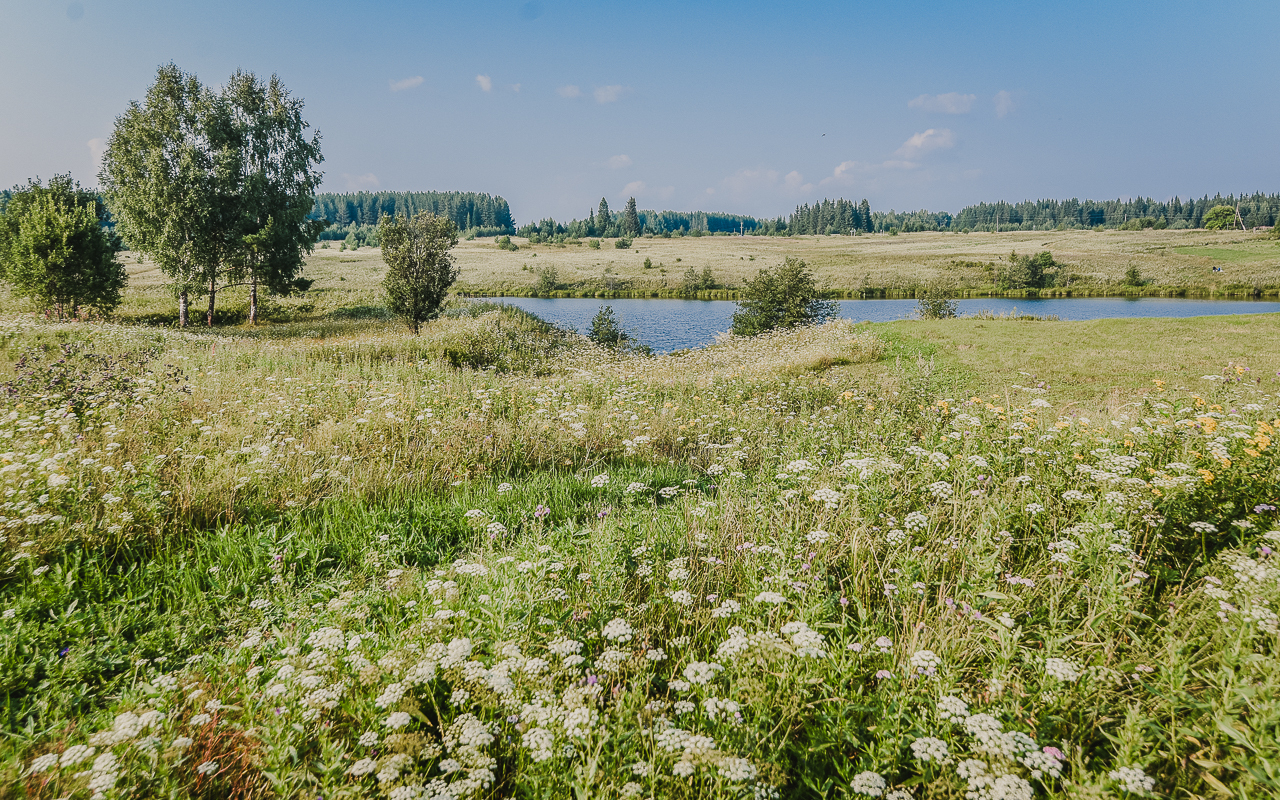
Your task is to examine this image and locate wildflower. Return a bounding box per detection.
[806,529,831,544]
[172,736,193,749]
[349,758,377,776]
[720,757,758,781]
[384,711,412,729]
[26,753,60,775]
[486,521,508,536]
[523,727,555,762]
[646,648,667,661]
[851,771,886,797]
[874,636,893,653]
[358,730,378,747]
[1109,766,1156,795]
[875,669,894,679]
[669,590,694,605]
[938,695,969,721]
[683,661,724,685]
[497,482,513,494]
[590,474,610,488]
[1044,657,1082,682]
[909,649,942,676]
[1025,502,1045,515]
[189,713,212,726]
[711,599,741,618]
[910,737,950,763]
[754,591,786,605]
[196,760,218,776]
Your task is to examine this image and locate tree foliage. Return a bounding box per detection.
[100,63,323,327]
[730,258,837,336]
[916,284,958,319]
[0,175,126,316]
[380,212,460,334]
[622,197,641,237]
[1203,205,1239,231]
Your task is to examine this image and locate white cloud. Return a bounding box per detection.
[895,128,955,159]
[908,92,975,114]
[87,138,105,174]
[994,90,1015,118]
[475,74,492,92]
[341,173,381,190]
[557,85,581,98]
[389,76,424,92]
[607,154,632,169]
[593,85,625,103]
[621,180,646,196]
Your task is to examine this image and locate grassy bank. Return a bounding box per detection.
[0,305,1278,799]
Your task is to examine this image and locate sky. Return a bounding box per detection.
[2,0,1277,225]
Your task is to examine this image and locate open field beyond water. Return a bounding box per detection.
[1,267,1279,799]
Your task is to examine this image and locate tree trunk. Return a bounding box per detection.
[249,276,258,326]
[179,291,189,328]
[206,277,217,327]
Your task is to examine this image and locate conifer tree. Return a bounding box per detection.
[596,198,611,233]
[623,197,640,237]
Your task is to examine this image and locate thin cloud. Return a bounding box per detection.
[475,74,493,92]
[593,85,625,103]
[895,128,955,159]
[719,166,814,201]
[510,83,521,93]
[557,85,581,98]
[621,180,646,197]
[341,173,381,190]
[908,92,975,114]
[389,76,424,92]
[995,90,1015,118]
[607,154,632,169]
[87,138,105,173]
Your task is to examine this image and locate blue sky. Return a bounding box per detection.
[2,0,1277,224]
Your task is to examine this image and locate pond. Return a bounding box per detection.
[481,296,1280,353]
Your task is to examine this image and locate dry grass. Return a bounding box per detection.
[320,228,1280,300]
[98,228,1280,329]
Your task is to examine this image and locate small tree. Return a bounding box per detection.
[917,284,957,319]
[380,212,459,334]
[730,257,837,336]
[1203,205,1238,231]
[589,305,627,347]
[0,175,126,316]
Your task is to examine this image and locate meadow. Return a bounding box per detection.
[1,264,1279,799]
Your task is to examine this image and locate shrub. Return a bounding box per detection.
[495,236,519,251]
[1122,265,1146,287]
[730,257,837,336]
[534,266,560,295]
[614,237,632,249]
[917,284,958,319]
[588,239,601,250]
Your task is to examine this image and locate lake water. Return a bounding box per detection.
[482,296,1280,353]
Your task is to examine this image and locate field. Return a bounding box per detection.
[1,267,1279,800]
[102,229,1280,331]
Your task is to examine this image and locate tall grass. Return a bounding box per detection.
[0,308,1276,799]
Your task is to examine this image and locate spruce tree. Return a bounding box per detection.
[596,198,611,233]
[623,197,640,237]
[859,199,872,232]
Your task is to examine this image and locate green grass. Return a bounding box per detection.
[1172,245,1278,263]
[0,302,1278,800]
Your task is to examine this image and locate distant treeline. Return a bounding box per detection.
[948,194,1280,232]
[310,191,515,238]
